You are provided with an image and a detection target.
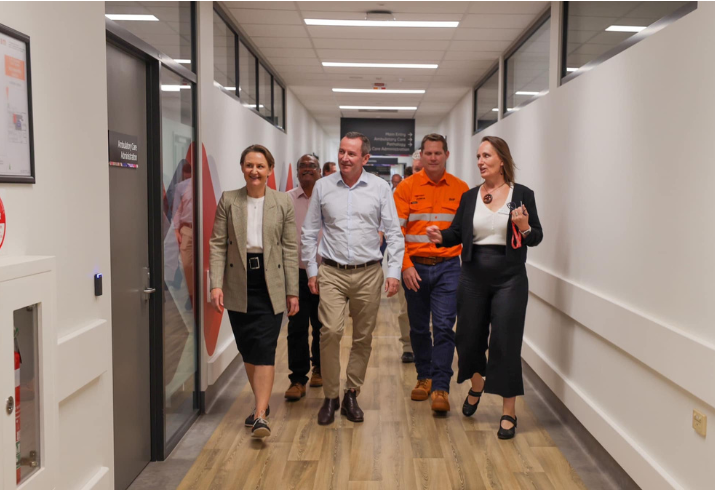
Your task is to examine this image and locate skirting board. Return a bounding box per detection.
[522,338,682,490]
[78,466,110,490]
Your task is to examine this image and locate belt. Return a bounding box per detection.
[322,258,380,270]
[411,256,454,266]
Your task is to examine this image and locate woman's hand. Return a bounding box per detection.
[511,205,530,232]
[425,225,443,244]
[210,288,224,313]
[286,295,299,316]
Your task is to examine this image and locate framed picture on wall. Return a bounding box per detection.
[0,23,35,184]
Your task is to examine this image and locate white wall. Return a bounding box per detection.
[0,3,113,490]
[438,4,714,490]
[197,2,337,390]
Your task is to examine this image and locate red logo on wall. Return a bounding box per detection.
[0,196,6,251]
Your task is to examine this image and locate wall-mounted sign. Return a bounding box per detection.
[340,118,415,156]
[108,131,139,169]
[0,195,6,251]
[0,24,35,184]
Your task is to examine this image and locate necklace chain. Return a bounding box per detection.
[483,182,506,204]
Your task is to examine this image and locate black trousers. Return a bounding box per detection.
[456,245,529,398]
[287,269,322,384]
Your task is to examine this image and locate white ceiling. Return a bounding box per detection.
[221,1,549,138]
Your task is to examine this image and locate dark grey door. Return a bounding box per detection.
[107,43,152,490]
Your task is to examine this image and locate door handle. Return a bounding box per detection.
[6,395,14,415]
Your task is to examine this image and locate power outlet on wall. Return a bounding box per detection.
[693,409,707,437]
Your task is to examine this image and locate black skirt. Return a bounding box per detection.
[227,253,283,366]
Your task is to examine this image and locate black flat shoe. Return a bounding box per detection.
[497,415,517,440]
[462,388,483,417]
[251,418,271,439]
[245,405,270,427]
[401,352,415,363]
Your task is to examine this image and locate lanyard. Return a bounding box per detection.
[511,221,522,249]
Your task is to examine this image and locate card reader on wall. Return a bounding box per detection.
[94,273,103,296]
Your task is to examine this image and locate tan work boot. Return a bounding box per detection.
[285,382,306,400]
[309,368,323,387]
[411,379,432,401]
[431,390,450,413]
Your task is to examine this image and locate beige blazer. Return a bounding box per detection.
[209,187,299,314]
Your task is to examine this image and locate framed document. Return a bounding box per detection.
[0,23,35,184]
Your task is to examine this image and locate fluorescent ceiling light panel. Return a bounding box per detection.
[105,14,159,21]
[566,67,578,72]
[606,25,646,32]
[305,19,458,28]
[492,108,516,112]
[332,88,426,94]
[515,91,540,96]
[340,106,417,110]
[324,62,438,69]
[175,59,192,64]
[161,85,190,92]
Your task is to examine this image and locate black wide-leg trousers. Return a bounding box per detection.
[456,245,529,398]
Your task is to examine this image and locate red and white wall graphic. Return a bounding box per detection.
[0,195,6,251]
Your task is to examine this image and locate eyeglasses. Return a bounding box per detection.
[298,163,318,170]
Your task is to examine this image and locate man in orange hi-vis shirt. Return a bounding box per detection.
[393,134,469,413]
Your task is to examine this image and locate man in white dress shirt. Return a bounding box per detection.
[301,132,405,425]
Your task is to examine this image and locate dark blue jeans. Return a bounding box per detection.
[403,257,460,392]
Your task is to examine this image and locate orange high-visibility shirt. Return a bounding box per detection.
[393,170,469,271]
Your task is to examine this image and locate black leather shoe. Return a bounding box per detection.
[462,389,483,417]
[401,352,415,363]
[340,389,364,422]
[245,405,270,427]
[497,415,517,440]
[318,397,340,425]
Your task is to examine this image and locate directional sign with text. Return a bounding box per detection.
[340,118,415,156]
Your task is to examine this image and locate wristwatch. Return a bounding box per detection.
[520,227,532,237]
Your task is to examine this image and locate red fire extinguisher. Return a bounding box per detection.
[14,329,21,483]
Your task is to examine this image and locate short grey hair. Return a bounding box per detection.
[343,131,371,156]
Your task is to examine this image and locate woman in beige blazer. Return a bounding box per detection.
[209,144,299,439]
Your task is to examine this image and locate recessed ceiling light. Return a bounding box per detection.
[333,88,426,94]
[175,59,192,64]
[566,67,578,72]
[491,108,517,112]
[605,25,646,32]
[305,19,459,28]
[105,14,159,21]
[515,91,540,96]
[324,62,438,69]
[161,85,191,92]
[340,105,417,110]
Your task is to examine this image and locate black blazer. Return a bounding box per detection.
[439,183,543,263]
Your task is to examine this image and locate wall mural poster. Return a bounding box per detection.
[0,24,34,183]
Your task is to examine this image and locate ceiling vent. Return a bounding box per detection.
[366,10,394,21]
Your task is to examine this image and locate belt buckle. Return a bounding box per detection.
[249,257,261,270]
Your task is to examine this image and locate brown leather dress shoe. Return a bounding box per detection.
[341,389,364,422]
[431,390,450,413]
[309,368,323,387]
[318,397,340,425]
[411,379,432,401]
[285,382,306,400]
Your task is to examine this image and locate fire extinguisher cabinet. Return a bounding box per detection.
[0,257,57,489]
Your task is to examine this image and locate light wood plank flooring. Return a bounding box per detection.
[178,293,588,490]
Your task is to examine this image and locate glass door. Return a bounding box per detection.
[159,66,198,449]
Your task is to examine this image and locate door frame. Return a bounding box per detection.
[106,3,200,461]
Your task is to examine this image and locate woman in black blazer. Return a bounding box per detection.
[426,136,542,440]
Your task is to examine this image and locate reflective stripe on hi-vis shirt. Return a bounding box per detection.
[405,234,431,243]
[399,218,408,227]
[408,213,455,222]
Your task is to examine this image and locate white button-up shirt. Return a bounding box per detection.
[301,169,405,280]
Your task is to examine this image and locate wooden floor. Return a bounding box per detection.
[178,292,588,490]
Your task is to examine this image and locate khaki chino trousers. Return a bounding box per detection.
[317,262,383,399]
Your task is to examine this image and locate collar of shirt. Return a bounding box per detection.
[296,185,310,199]
[417,169,449,186]
[337,168,369,189]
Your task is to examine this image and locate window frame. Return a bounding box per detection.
[503,9,552,118]
[213,3,286,132]
[472,64,499,135]
[561,1,697,84]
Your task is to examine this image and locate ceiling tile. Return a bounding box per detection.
[261,48,317,59]
[453,28,523,41]
[241,24,309,38]
[306,26,456,41]
[468,2,548,15]
[449,40,512,51]
[228,9,303,25]
[223,2,297,11]
[315,49,445,62]
[311,39,451,50]
[253,37,314,49]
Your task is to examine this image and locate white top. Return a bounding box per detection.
[246,196,264,253]
[473,186,514,246]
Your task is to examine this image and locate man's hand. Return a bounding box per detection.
[210,288,224,313]
[385,277,400,298]
[286,296,299,316]
[425,225,443,244]
[402,267,421,292]
[308,276,319,295]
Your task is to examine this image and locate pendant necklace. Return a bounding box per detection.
[482,182,506,204]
